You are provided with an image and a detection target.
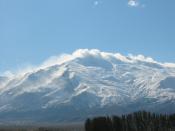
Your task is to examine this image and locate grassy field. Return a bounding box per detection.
[0,123,85,131]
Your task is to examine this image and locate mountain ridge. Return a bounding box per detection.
[0,49,175,123]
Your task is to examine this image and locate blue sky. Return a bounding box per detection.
[0,0,175,73]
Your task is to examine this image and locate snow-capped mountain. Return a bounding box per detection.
[0,49,175,123]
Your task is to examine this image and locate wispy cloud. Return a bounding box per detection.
[128,0,139,7]
[93,0,103,7]
[94,1,99,6]
[2,49,175,78]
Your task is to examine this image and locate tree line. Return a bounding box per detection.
[85,111,175,131]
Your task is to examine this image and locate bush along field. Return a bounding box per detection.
[85,111,175,131]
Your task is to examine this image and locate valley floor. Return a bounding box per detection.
[0,124,85,131]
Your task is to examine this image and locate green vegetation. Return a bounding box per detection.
[0,111,175,131]
[85,111,175,131]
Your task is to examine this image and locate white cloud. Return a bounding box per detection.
[128,54,156,63]
[40,54,73,69]
[128,0,139,7]
[162,63,175,68]
[2,49,175,78]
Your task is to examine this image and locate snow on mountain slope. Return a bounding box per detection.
[0,49,175,122]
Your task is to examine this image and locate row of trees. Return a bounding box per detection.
[85,111,175,131]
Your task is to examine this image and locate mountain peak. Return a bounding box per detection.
[2,49,175,78]
[0,49,175,123]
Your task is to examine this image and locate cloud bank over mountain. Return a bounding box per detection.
[2,49,175,78]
